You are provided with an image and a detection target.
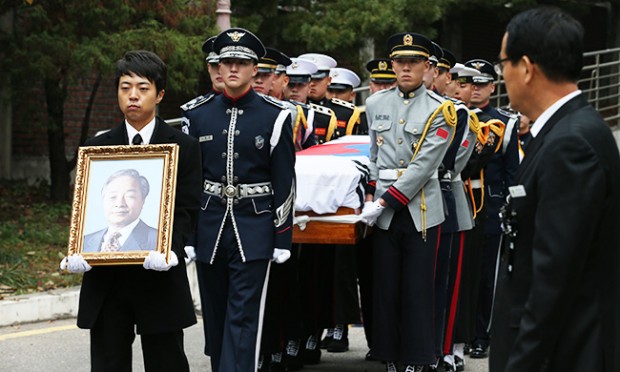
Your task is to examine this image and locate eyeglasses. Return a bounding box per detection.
[494,57,510,76]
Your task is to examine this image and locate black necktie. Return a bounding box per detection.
[132,134,143,145]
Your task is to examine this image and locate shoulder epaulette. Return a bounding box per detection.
[261,94,287,109]
[497,107,519,119]
[310,103,335,117]
[425,89,445,103]
[445,96,464,105]
[290,100,311,110]
[180,93,214,111]
[330,98,356,110]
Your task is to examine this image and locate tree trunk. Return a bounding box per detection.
[45,78,71,201]
[68,73,101,171]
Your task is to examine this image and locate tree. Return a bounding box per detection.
[0,0,218,201]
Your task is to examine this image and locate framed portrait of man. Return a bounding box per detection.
[67,144,179,265]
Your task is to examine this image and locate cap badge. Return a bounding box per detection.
[378,61,388,71]
[291,62,299,70]
[472,62,484,70]
[403,34,413,46]
[332,70,339,77]
[227,31,246,42]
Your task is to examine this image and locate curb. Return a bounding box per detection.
[0,263,202,327]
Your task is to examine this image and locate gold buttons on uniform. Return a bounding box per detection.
[378,125,383,130]
[413,142,419,148]
[403,100,410,105]
[408,92,415,98]
[399,119,405,124]
[398,138,403,144]
[399,159,405,166]
[399,92,404,98]
[413,128,418,134]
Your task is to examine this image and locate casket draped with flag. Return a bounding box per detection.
[293,135,370,244]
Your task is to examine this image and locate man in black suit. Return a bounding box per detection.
[490,7,620,372]
[83,169,158,252]
[61,50,202,372]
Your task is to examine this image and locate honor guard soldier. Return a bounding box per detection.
[464,58,519,360]
[326,67,364,137]
[185,28,296,372]
[299,53,337,106]
[253,47,292,96]
[282,57,319,151]
[181,36,223,136]
[355,57,399,361]
[270,60,290,100]
[256,51,308,372]
[367,58,398,94]
[451,65,506,371]
[361,32,457,372]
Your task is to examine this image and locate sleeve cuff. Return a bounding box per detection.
[365,180,377,195]
[381,185,410,211]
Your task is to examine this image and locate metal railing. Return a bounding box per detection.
[492,47,620,126]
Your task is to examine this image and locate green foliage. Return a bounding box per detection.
[0,181,79,296]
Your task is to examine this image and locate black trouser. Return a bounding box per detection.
[371,208,439,366]
[90,289,189,372]
[434,231,454,358]
[454,188,486,344]
[443,231,466,355]
[199,223,270,372]
[474,232,501,347]
[260,244,303,354]
[356,234,374,349]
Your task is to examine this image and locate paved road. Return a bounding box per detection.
[0,318,489,371]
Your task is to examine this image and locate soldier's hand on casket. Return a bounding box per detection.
[184,245,197,264]
[60,254,92,273]
[143,251,179,271]
[361,200,386,226]
[272,248,291,264]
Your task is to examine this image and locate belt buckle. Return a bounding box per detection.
[396,169,406,179]
[223,185,237,198]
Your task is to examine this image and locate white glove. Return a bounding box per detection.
[60,254,92,273]
[360,200,386,226]
[184,245,196,265]
[143,251,179,271]
[272,248,291,264]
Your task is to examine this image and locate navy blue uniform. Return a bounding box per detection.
[184,88,295,372]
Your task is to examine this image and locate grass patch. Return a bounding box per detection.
[0,181,82,298]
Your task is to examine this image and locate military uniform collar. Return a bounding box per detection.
[396,83,425,99]
[478,102,494,113]
[309,97,327,106]
[222,87,256,106]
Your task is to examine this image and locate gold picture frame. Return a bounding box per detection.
[67,144,179,266]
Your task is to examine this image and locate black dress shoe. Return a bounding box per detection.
[469,344,488,359]
[327,324,349,352]
[454,356,464,372]
[320,329,333,349]
[442,360,456,372]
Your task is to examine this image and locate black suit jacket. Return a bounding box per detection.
[491,94,620,372]
[77,118,202,334]
[82,220,158,252]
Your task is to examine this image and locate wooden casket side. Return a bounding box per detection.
[292,207,366,245]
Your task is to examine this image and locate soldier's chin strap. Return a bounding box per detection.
[411,100,457,240]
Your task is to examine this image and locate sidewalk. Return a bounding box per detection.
[0,263,203,327]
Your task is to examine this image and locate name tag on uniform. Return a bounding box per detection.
[199,135,213,142]
[509,185,527,198]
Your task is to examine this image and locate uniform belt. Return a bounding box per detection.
[470,179,482,189]
[378,168,438,181]
[203,179,272,199]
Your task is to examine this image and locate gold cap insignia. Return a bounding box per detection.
[227,31,246,42]
[473,62,484,70]
[403,34,413,46]
[332,70,339,77]
[378,61,388,71]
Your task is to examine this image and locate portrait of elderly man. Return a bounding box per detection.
[83,168,158,252]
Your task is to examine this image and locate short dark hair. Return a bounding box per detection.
[505,6,583,83]
[102,169,149,200]
[115,50,167,93]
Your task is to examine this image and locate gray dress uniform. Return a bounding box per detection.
[367,81,456,365]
